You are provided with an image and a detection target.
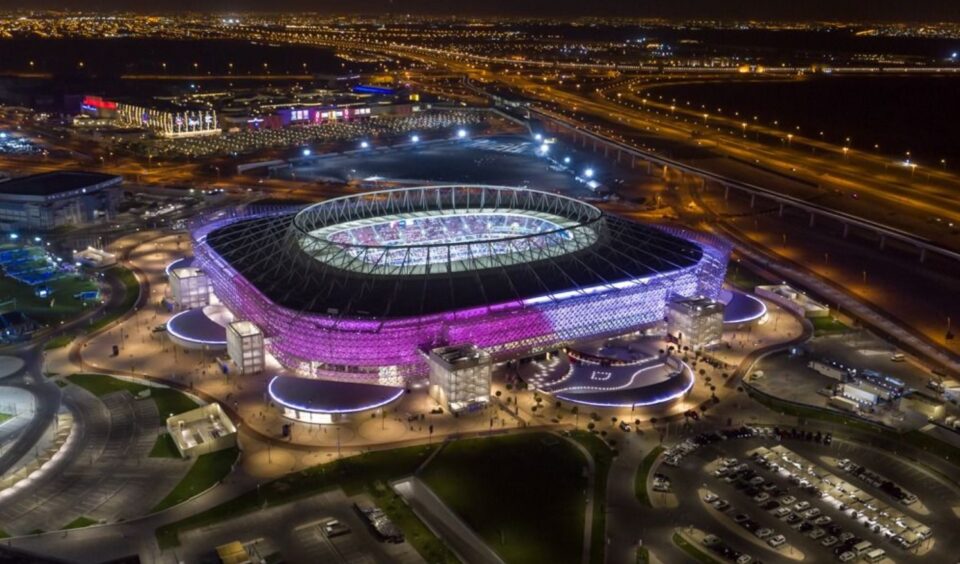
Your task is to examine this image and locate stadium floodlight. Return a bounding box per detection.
[584,168,595,178]
[457,129,467,139]
[411,134,420,143]
[302,148,312,157]
[9,233,18,240]
[564,156,571,164]
[360,141,370,149]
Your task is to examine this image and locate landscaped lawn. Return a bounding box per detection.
[570,430,615,564]
[420,432,588,564]
[672,532,721,564]
[635,445,664,507]
[66,373,198,416]
[67,373,149,396]
[152,447,240,512]
[62,516,98,530]
[0,272,99,326]
[0,412,12,424]
[149,434,182,458]
[155,444,447,560]
[810,316,850,335]
[86,266,140,333]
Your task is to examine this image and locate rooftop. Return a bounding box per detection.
[0,171,121,197]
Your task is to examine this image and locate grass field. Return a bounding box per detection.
[724,264,769,292]
[149,434,182,458]
[420,432,587,564]
[635,446,664,507]
[810,316,850,335]
[0,412,12,424]
[62,516,98,530]
[570,431,614,564]
[155,444,449,562]
[66,373,198,417]
[86,266,139,333]
[152,447,239,512]
[672,532,721,564]
[0,271,99,326]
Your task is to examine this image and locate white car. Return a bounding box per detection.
[838,551,856,562]
[802,508,821,519]
[793,501,811,512]
[767,534,786,548]
[821,536,838,547]
[702,534,721,547]
[779,496,796,505]
[736,555,752,564]
[754,528,773,539]
[753,493,770,503]
[773,507,791,518]
[808,528,826,540]
[703,492,719,503]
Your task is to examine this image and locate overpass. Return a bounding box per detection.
[523,106,959,265]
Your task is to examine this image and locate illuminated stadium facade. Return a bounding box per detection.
[192,186,730,386]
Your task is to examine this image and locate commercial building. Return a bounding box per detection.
[666,296,725,350]
[425,344,492,413]
[192,185,730,387]
[0,172,121,232]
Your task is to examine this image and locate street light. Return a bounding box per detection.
[584,168,595,178]
[360,141,369,149]
[564,156,571,164]
[457,128,467,139]
[411,134,420,143]
[301,148,311,157]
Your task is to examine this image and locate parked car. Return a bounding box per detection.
[821,536,839,547]
[754,528,773,539]
[768,535,786,548]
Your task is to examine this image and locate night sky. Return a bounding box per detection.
[1,0,958,22]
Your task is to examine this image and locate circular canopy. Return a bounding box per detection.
[268,375,403,414]
[167,307,227,348]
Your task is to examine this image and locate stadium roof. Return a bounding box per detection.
[205,200,704,319]
[0,171,121,197]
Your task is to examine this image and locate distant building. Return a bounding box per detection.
[666,296,725,350]
[425,344,492,413]
[0,171,121,232]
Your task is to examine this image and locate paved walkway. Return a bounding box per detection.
[0,385,190,535]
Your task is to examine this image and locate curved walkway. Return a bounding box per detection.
[0,385,190,535]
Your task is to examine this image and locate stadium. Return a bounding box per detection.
[192,185,730,388]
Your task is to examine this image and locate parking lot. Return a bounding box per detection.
[657,426,958,563]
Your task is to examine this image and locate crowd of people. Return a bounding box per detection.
[324,212,573,268]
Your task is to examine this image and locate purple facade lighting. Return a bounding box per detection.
[191,186,730,386]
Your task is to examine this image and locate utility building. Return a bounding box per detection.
[227,320,265,375]
[666,296,725,350]
[425,344,492,413]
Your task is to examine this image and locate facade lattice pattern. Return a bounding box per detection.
[192,186,730,385]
